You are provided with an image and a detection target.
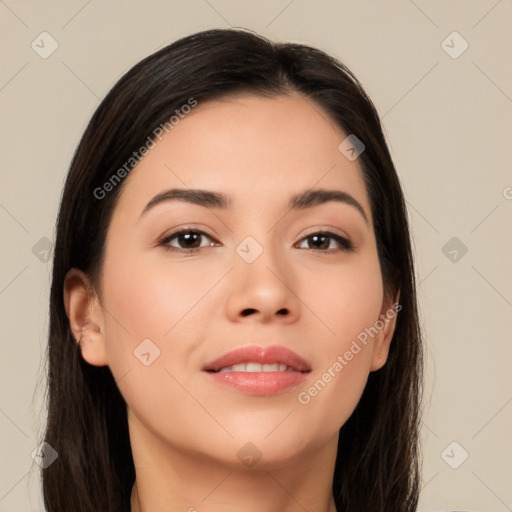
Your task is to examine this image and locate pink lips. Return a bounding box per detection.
[203,345,311,396]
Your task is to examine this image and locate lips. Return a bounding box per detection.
[203,345,311,396]
[203,345,311,373]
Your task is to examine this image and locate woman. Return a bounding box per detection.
[40,28,423,511]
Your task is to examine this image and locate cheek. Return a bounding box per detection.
[98,255,208,446]
[292,252,383,428]
[98,250,219,407]
[306,252,384,352]
[101,248,221,345]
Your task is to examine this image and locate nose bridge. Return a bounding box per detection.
[225,230,300,322]
[235,232,288,291]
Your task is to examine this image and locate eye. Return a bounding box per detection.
[159,229,219,253]
[158,229,353,254]
[296,231,353,252]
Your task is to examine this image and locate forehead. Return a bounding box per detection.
[114,93,371,219]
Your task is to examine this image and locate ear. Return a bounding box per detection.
[63,268,108,366]
[369,291,401,372]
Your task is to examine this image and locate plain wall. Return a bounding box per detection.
[0,1,511,510]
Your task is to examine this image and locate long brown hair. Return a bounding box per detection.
[38,28,423,511]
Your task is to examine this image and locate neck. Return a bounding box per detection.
[128,413,338,512]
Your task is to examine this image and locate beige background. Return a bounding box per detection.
[1,1,511,511]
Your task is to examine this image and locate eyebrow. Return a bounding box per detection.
[139,187,369,224]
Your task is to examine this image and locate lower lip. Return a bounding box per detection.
[205,371,308,396]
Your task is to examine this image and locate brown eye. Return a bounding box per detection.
[297,232,353,252]
[160,229,218,252]
[174,231,202,249]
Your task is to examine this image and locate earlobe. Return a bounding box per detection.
[370,292,401,372]
[63,268,109,367]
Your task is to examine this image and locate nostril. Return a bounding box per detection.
[240,308,289,316]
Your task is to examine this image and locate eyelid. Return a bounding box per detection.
[295,229,354,252]
[158,226,219,249]
[298,225,350,241]
[158,226,355,255]
[158,222,217,239]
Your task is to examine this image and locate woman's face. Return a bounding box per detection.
[81,93,396,468]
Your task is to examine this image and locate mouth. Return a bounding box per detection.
[213,362,296,373]
[202,345,311,396]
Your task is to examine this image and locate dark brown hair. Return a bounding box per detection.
[38,28,423,511]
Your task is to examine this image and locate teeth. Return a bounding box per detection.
[216,362,291,373]
[245,362,261,372]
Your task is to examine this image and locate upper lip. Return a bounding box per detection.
[203,345,312,372]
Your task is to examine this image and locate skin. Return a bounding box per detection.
[64,93,398,512]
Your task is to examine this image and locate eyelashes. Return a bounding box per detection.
[296,232,353,252]
[158,228,354,254]
[159,229,220,253]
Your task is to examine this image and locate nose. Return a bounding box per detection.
[224,242,301,324]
